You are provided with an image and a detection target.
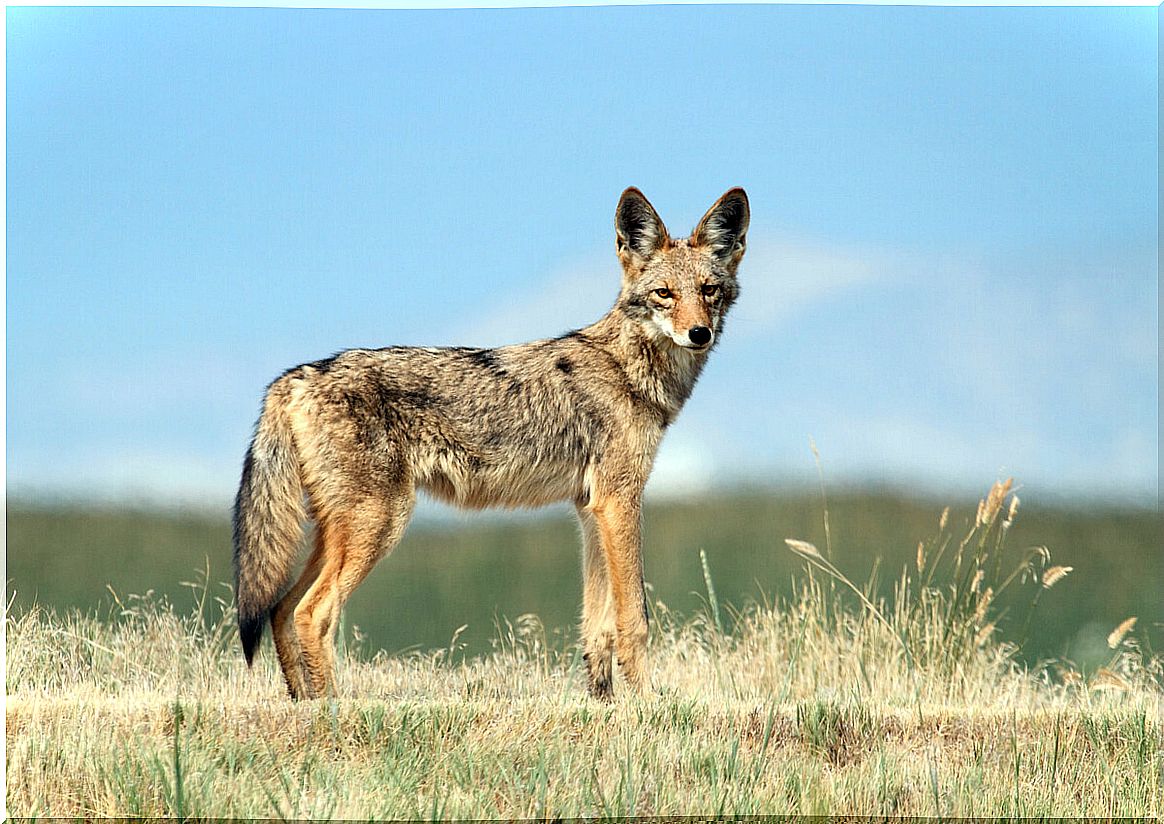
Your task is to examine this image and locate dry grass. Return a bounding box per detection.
[7,483,1163,819]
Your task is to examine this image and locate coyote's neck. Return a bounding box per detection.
[582,309,709,426]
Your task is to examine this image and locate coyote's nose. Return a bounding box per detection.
[688,326,712,347]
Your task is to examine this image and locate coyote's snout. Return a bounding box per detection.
[233,186,750,700]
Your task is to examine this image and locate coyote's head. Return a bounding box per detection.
[615,187,749,352]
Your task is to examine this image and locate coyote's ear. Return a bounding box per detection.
[693,188,750,264]
[616,187,670,265]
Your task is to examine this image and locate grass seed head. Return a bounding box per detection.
[784,538,823,561]
[973,587,994,623]
[1107,617,1137,649]
[1041,565,1072,589]
[1005,494,1020,526]
[977,478,1014,527]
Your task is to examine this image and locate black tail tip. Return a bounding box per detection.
[239,614,265,667]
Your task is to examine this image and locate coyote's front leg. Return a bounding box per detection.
[591,493,649,693]
[577,506,616,699]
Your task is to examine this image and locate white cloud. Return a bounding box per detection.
[726,234,888,335]
[439,252,616,346]
[449,233,892,347]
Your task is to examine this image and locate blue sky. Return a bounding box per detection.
[6,5,1158,510]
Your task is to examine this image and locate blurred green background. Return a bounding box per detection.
[6,488,1160,671]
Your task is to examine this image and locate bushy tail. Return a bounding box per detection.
[233,382,306,666]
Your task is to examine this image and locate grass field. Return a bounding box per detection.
[6,481,1162,818]
[7,483,1161,671]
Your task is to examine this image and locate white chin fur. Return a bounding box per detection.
[646,315,714,350]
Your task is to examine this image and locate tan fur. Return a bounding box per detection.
[233,187,749,700]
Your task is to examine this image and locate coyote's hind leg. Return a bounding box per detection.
[270,528,326,700]
[293,489,415,698]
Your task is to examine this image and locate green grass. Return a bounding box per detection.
[6,482,1163,818]
[7,485,1161,670]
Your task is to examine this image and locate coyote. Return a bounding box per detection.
[233,186,749,700]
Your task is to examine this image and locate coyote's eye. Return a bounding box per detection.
[701,284,720,298]
[654,288,673,299]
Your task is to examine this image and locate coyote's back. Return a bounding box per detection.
[233,186,749,700]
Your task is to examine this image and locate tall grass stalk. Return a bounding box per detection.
[787,480,1075,678]
[699,548,723,636]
